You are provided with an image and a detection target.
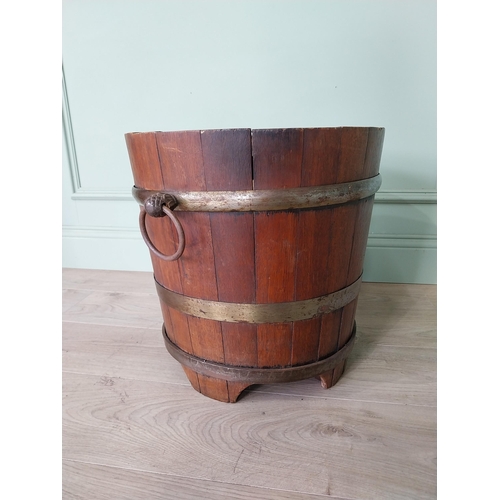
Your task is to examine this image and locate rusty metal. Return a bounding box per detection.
[143,192,178,217]
[155,275,362,323]
[132,174,381,213]
[139,205,185,261]
[162,322,357,383]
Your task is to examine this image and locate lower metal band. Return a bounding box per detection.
[155,275,362,324]
[133,175,381,212]
[162,322,356,384]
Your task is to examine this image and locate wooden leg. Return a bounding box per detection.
[198,374,229,403]
[182,368,251,403]
[317,360,346,389]
[182,366,200,392]
[227,382,252,403]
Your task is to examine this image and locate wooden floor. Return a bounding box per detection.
[62,268,437,500]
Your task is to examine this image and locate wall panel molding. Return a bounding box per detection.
[71,190,135,201]
[374,191,436,204]
[63,66,436,206]
[367,234,436,249]
[62,225,436,248]
[62,225,142,240]
[62,225,437,283]
[62,66,81,193]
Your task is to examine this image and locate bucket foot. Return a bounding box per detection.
[182,367,250,403]
[170,324,355,400]
[316,360,346,389]
[227,382,252,403]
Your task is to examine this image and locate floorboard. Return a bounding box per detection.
[63,322,436,406]
[62,461,347,500]
[257,343,436,406]
[62,268,157,294]
[62,290,163,329]
[63,372,436,499]
[62,268,437,499]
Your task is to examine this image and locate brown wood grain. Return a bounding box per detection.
[254,212,299,303]
[313,128,370,386]
[201,130,258,377]
[201,128,253,191]
[62,273,437,498]
[291,318,322,366]
[329,128,370,364]
[188,317,225,364]
[125,131,189,376]
[62,281,437,405]
[324,204,358,291]
[328,195,375,385]
[348,197,375,284]
[165,308,191,356]
[155,131,228,400]
[363,127,385,179]
[155,131,206,190]
[291,129,343,367]
[144,216,182,290]
[293,128,367,372]
[336,127,370,183]
[154,130,208,299]
[301,128,343,186]
[293,206,356,368]
[317,310,343,359]
[255,213,298,367]
[125,128,383,400]
[294,209,335,298]
[124,132,180,293]
[252,129,303,368]
[209,213,255,303]
[62,275,436,408]
[159,301,175,345]
[318,312,339,373]
[251,128,304,189]
[125,132,164,189]
[181,366,201,393]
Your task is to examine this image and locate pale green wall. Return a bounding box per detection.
[62,0,436,283]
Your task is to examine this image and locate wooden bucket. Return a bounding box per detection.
[126,127,384,402]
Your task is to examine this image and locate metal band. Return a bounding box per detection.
[155,275,362,324]
[162,322,356,384]
[133,175,381,212]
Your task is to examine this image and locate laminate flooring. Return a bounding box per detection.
[62,268,437,499]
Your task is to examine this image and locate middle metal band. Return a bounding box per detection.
[155,275,362,324]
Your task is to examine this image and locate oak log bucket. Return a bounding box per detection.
[125,127,384,402]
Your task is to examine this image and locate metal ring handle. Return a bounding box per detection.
[139,205,185,261]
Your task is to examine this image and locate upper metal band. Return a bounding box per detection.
[155,275,362,324]
[133,175,381,212]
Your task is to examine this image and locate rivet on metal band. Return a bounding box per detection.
[132,174,381,213]
[162,322,357,384]
[155,275,362,324]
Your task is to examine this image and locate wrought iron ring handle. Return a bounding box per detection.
[139,193,185,261]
